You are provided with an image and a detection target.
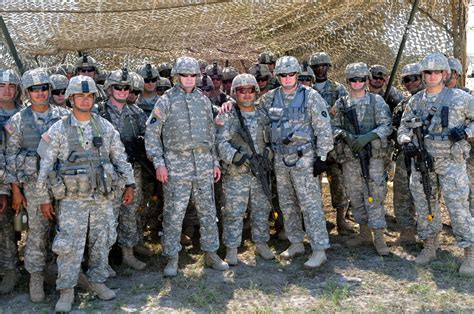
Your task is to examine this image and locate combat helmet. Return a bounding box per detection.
[345,62,370,80]
[258,51,277,65]
[104,68,132,90]
[249,64,271,79]
[400,63,421,84]
[21,68,50,90]
[448,57,463,75]
[274,56,301,75]
[49,74,69,91]
[222,62,239,82]
[230,73,260,97]
[137,63,160,80]
[75,55,99,74]
[308,52,332,67]
[65,75,98,98]
[196,74,214,91]
[0,69,21,86]
[171,57,200,76]
[129,71,144,92]
[158,62,173,78]
[419,53,450,75]
[205,62,223,79]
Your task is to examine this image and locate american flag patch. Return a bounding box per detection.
[41,132,51,143]
[4,124,14,134]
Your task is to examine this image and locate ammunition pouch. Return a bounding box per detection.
[48,172,66,200]
[16,151,39,182]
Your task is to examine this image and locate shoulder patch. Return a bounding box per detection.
[41,132,51,143]
[321,110,328,118]
[153,107,162,119]
[4,123,14,134]
[214,113,226,126]
[149,117,158,125]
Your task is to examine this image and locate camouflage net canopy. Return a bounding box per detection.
[0,0,469,85]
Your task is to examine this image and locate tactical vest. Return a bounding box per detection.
[231,111,267,156]
[19,107,44,153]
[162,88,212,153]
[137,94,159,114]
[99,103,142,142]
[0,111,11,149]
[317,80,339,107]
[269,86,312,155]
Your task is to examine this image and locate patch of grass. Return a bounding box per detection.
[130,282,161,294]
[405,283,432,295]
[186,285,219,308]
[322,281,351,306]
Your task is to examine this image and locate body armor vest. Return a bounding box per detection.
[137,94,159,114]
[317,80,339,107]
[19,106,62,153]
[99,103,142,142]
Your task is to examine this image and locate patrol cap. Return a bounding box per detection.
[137,63,160,79]
[258,51,277,64]
[49,74,69,90]
[249,63,271,78]
[129,71,144,92]
[205,62,223,79]
[21,68,50,90]
[369,64,389,77]
[231,73,260,97]
[104,68,132,90]
[274,56,301,75]
[448,57,463,75]
[308,52,332,66]
[0,69,21,86]
[345,62,370,79]
[419,52,450,75]
[172,57,200,76]
[65,75,98,98]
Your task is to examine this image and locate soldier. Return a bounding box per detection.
[35,75,135,311]
[158,62,173,81]
[126,71,144,105]
[368,64,404,112]
[446,57,471,93]
[398,53,473,276]
[145,56,228,277]
[390,63,424,245]
[156,77,172,96]
[5,68,68,302]
[74,55,108,103]
[0,69,24,294]
[222,62,239,96]
[136,63,160,116]
[198,59,208,75]
[205,62,231,107]
[55,64,74,80]
[249,63,272,98]
[257,56,333,268]
[258,51,279,90]
[332,62,392,256]
[98,69,148,271]
[308,52,351,233]
[50,74,69,108]
[298,62,315,87]
[216,74,275,264]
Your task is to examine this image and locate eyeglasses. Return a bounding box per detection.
[222,80,232,84]
[78,67,96,73]
[200,86,213,92]
[156,87,170,92]
[51,89,66,96]
[178,74,197,78]
[298,76,312,82]
[113,85,131,91]
[402,75,421,84]
[278,72,297,78]
[348,77,367,83]
[256,77,269,82]
[423,70,443,75]
[28,84,49,92]
[144,77,158,83]
[236,87,256,94]
[371,75,385,81]
[131,90,141,96]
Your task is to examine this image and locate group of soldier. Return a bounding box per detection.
[0,50,473,312]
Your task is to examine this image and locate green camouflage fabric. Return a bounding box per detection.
[398,87,474,247]
[145,84,220,257]
[332,93,392,228]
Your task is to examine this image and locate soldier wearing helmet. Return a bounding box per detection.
[254,55,333,269]
[332,62,392,256]
[158,62,173,81]
[298,61,315,87]
[97,68,149,272]
[249,63,272,98]
[446,57,471,93]
[368,64,404,112]
[156,77,172,96]
[127,71,144,105]
[5,68,68,303]
[35,75,135,311]
[55,63,75,80]
[222,62,239,96]
[205,62,231,107]
[49,74,69,108]
[145,56,229,276]
[136,63,160,116]
[390,63,424,246]
[308,52,352,233]
[398,53,474,276]
[258,51,280,90]
[0,69,24,294]
[74,55,108,103]
[198,59,208,75]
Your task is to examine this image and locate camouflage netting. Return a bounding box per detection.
[0,0,469,86]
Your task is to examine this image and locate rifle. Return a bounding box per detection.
[234,107,276,212]
[121,136,156,178]
[344,106,374,204]
[408,117,434,221]
[93,136,109,196]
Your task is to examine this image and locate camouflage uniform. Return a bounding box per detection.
[369,65,404,112]
[74,55,108,103]
[145,59,221,258]
[137,63,161,116]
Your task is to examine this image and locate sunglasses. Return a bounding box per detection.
[371,75,385,81]
[256,77,269,82]
[144,77,158,83]
[298,76,312,81]
[51,89,66,96]
[222,80,232,84]
[156,87,170,92]
[236,87,256,94]
[179,74,197,78]
[348,77,367,83]
[211,76,222,81]
[131,90,141,96]
[113,85,131,91]
[423,70,443,75]
[78,67,96,73]
[28,84,49,92]
[402,75,421,84]
[200,86,213,92]
[278,72,297,78]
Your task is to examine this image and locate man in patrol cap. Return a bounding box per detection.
[398,53,474,276]
[5,68,69,302]
[332,62,392,256]
[136,63,161,116]
[368,64,404,112]
[145,56,228,277]
[36,75,135,311]
[0,69,24,294]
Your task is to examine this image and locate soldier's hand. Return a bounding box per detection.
[122,187,135,206]
[156,166,168,184]
[0,194,7,215]
[11,185,27,214]
[213,166,221,183]
[219,101,234,113]
[40,203,55,220]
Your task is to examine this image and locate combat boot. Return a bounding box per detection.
[303,250,327,269]
[88,282,116,300]
[122,247,146,270]
[346,224,373,247]
[77,272,90,290]
[373,229,390,256]
[205,252,229,271]
[0,269,19,294]
[336,207,353,233]
[415,235,438,264]
[225,247,238,266]
[389,228,417,246]
[29,272,45,303]
[107,264,116,278]
[280,242,305,260]
[255,242,275,260]
[459,247,474,277]
[134,245,154,257]
[55,288,74,313]
[163,255,179,277]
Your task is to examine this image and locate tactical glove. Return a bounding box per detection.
[448,126,468,143]
[341,131,356,147]
[232,151,249,167]
[352,132,378,153]
[313,156,328,177]
[402,142,418,159]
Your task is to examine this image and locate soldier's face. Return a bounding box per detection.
[28,84,50,105]
[127,90,140,103]
[78,67,96,80]
[256,77,268,90]
[0,83,16,102]
[268,63,275,72]
[314,64,329,79]
[111,84,130,103]
[402,75,422,94]
[235,85,256,106]
[348,77,367,92]
[144,77,158,93]
[211,76,222,89]
[72,93,94,112]
[278,72,298,90]
[369,75,386,89]
[422,70,446,87]
[178,74,197,90]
